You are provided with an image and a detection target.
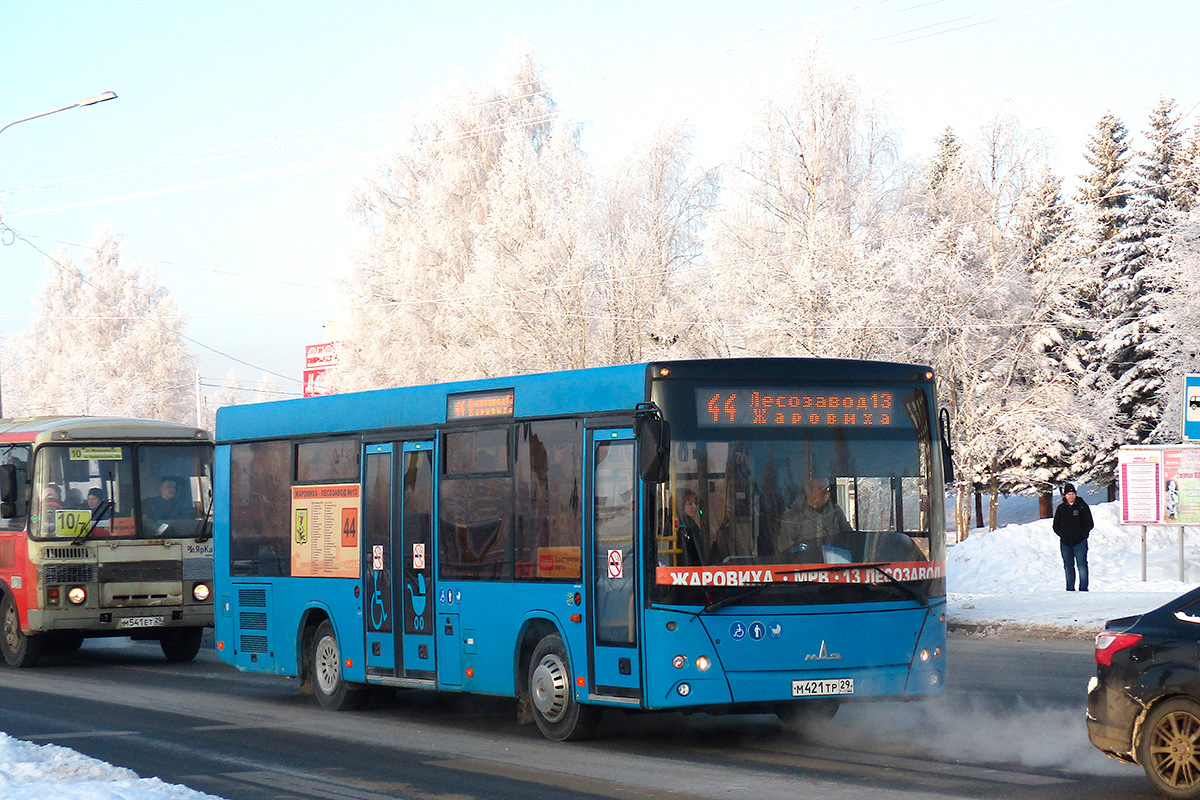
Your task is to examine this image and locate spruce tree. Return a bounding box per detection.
[1091,99,1188,488]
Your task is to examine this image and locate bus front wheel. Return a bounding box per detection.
[311,620,370,710]
[1,594,42,668]
[160,627,204,662]
[528,633,599,741]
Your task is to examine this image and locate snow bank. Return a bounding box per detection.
[0,732,218,800]
[946,500,1200,633]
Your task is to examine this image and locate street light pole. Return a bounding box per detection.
[0,91,117,137]
[0,90,118,418]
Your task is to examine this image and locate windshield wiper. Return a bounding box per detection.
[779,562,929,608]
[695,583,772,616]
[72,500,114,545]
[193,494,213,543]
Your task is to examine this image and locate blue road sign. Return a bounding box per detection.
[1186,375,1200,442]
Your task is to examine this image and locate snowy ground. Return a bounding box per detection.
[5,495,1193,794]
[0,732,219,800]
[947,498,1200,635]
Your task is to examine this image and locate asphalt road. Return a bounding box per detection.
[0,632,1156,800]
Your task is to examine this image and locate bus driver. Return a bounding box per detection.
[776,475,851,556]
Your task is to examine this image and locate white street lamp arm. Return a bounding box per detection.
[0,91,117,137]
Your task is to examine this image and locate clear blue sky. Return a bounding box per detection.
[2,1,1196,402]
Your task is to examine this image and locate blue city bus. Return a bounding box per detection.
[213,359,949,740]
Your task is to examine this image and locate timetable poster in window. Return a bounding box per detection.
[291,483,361,577]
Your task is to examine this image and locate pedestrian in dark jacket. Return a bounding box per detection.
[1052,483,1094,591]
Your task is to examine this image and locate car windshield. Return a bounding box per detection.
[31,444,212,540]
[649,384,944,606]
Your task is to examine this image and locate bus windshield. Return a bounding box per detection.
[31,444,213,540]
[650,383,944,606]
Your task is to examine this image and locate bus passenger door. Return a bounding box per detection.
[362,444,396,675]
[397,441,435,680]
[587,429,642,702]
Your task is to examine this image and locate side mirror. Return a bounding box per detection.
[635,404,670,484]
[0,464,18,519]
[939,408,955,484]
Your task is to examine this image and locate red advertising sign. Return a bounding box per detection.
[303,342,342,397]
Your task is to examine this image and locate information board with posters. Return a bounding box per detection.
[291,483,360,577]
[1119,445,1200,526]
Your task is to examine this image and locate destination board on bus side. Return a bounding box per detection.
[447,389,515,421]
[696,388,898,428]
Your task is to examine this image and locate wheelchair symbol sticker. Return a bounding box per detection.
[730,621,746,639]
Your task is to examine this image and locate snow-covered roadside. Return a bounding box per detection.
[946,500,1200,634]
[0,732,220,800]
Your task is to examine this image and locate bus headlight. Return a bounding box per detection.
[192,583,211,602]
[919,648,931,662]
[67,586,87,605]
[695,655,711,671]
[672,655,688,669]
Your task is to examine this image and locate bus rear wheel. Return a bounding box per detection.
[1,594,42,668]
[528,633,599,741]
[311,620,370,710]
[160,627,204,662]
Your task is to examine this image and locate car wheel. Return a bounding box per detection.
[311,620,370,710]
[1139,697,1200,799]
[1,594,42,668]
[528,633,599,741]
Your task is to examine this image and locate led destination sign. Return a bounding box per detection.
[447,389,515,421]
[698,388,898,428]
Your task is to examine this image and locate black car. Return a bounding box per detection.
[1088,586,1200,798]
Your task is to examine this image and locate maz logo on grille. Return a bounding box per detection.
[804,640,842,661]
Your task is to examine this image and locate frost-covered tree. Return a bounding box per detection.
[704,44,901,361]
[599,122,717,363]
[1090,100,1189,487]
[8,228,195,423]
[338,45,565,389]
[1077,113,1134,253]
[891,116,1069,535]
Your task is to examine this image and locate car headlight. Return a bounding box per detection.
[67,586,87,605]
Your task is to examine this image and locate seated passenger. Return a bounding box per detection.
[39,485,64,534]
[776,475,852,555]
[676,489,710,566]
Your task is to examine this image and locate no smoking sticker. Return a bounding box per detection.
[607,549,623,579]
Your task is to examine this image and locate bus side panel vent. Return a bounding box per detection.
[240,634,268,654]
[239,611,268,631]
[238,588,267,607]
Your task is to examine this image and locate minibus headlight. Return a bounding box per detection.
[192,582,211,602]
[67,586,87,605]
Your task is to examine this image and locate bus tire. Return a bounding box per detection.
[311,620,369,710]
[1,594,42,668]
[160,627,204,662]
[528,633,599,741]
